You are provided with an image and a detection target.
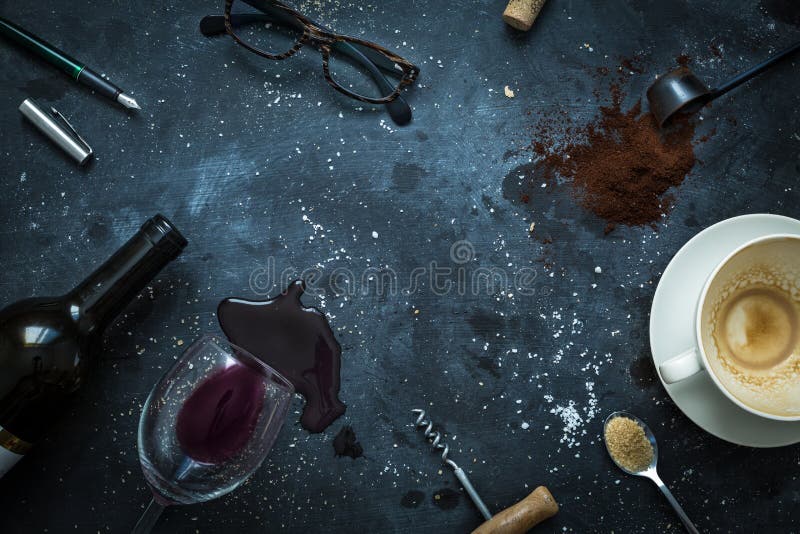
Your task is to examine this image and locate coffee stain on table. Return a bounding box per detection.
[401,490,425,508]
[629,355,658,389]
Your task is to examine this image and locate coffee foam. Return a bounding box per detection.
[700,238,800,417]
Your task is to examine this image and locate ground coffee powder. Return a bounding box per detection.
[531,82,698,232]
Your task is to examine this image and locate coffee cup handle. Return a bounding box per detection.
[659,348,704,384]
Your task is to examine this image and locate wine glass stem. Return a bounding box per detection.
[132,498,165,534]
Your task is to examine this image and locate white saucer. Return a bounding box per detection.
[650,214,800,447]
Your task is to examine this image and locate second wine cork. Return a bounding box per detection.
[503,0,547,31]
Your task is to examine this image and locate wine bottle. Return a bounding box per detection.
[0,214,187,478]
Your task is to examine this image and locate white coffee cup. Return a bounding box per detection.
[659,233,800,421]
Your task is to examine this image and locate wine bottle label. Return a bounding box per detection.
[0,426,30,478]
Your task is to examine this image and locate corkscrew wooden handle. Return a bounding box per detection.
[470,486,558,534]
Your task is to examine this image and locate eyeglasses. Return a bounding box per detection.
[201,0,420,125]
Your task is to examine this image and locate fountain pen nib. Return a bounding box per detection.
[117,93,141,110]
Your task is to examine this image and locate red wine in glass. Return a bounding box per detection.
[134,336,293,533]
[175,364,266,464]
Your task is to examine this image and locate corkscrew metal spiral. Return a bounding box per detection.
[411,409,492,521]
[412,408,458,469]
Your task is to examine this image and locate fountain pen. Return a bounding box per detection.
[0,16,140,110]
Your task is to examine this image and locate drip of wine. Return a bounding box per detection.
[175,363,266,464]
[217,280,345,433]
[0,214,187,478]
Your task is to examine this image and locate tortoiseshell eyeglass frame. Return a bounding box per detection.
[213,0,419,108]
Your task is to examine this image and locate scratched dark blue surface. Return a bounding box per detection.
[1,0,799,532]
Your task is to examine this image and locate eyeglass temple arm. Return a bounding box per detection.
[200,11,412,124]
[326,40,390,84]
[241,0,406,74]
[200,13,399,75]
[322,40,409,122]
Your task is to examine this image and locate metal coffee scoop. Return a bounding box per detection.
[647,41,800,126]
[604,411,699,534]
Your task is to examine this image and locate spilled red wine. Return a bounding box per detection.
[175,363,266,464]
[217,280,345,433]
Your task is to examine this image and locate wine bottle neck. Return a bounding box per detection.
[68,215,187,334]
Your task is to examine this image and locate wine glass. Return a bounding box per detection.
[133,334,294,533]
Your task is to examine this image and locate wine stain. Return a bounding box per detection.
[476,354,501,379]
[401,490,425,508]
[392,429,413,447]
[391,163,427,193]
[86,219,111,242]
[432,488,460,510]
[218,280,345,433]
[333,425,363,459]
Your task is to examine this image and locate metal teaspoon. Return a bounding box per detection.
[603,411,699,534]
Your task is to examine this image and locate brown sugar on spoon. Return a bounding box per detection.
[604,416,654,472]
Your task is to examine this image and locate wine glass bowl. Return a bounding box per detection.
[134,335,293,530]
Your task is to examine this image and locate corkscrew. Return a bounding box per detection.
[411,409,492,520]
[411,409,560,534]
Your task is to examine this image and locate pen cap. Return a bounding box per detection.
[19,98,93,165]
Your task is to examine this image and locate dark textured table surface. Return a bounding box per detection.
[1,0,800,532]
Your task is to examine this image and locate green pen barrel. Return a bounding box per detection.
[0,16,84,79]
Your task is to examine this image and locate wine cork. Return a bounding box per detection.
[503,0,547,31]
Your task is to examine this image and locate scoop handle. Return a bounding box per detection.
[713,40,800,97]
[470,486,558,534]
